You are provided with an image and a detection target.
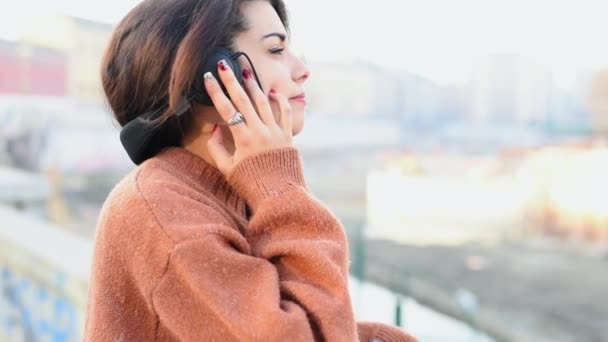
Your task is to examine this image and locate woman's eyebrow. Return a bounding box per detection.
[260,32,286,42]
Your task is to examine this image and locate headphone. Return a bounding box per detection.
[119,47,263,165]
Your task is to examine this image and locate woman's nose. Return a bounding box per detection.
[293,55,310,83]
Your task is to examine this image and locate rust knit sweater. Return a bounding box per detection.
[84,146,416,342]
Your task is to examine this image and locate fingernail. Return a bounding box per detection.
[204,72,214,81]
[218,60,228,71]
[242,69,252,80]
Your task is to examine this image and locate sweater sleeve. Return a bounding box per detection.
[152,147,415,341]
[229,148,416,342]
[149,147,354,341]
[357,322,418,342]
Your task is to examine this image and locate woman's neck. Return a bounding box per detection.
[182,122,235,171]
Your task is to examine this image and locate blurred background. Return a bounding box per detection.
[1,0,607,341]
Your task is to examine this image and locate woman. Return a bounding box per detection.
[84,0,417,341]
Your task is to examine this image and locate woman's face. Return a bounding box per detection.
[232,1,310,136]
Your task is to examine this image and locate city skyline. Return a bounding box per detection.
[1,0,607,89]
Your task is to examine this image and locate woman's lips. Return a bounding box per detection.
[289,93,307,104]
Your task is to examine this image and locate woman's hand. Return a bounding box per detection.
[204,59,294,177]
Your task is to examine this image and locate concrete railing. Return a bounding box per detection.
[0,206,93,341]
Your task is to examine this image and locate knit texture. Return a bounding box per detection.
[83,146,417,341]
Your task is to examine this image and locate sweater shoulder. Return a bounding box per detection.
[95,166,169,246]
[96,157,242,255]
[132,158,236,242]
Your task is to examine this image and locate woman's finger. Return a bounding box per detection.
[241,68,276,127]
[217,60,264,131]
[203,72,250,139]
[269,90,293,135]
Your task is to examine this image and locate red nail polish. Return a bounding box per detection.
[270,89,276,94]
[218,60,227,71]
[242,69,252,79]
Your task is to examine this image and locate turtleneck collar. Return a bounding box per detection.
[153,146,250,220]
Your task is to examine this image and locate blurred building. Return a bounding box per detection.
[586,69,608,136]
[398,73,456,127]
[469,54,556,125]
[18,15,112,105]
[0,40,68,96]
[0,15,125,176]
[306,61,402,119]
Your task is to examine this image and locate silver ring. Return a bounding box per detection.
[227,112,246,126]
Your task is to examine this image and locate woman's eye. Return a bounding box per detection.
[270,48,285,55]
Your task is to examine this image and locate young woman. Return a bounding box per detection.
[84,0,416,341]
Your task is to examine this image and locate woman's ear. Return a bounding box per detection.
[191,104,225,128]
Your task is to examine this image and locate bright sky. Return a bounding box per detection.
[2,0,608,88]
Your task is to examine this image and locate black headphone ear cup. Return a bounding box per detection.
[119,47,245,165]
[191,47,243,105]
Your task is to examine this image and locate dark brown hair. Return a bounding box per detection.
[101,0,289,138]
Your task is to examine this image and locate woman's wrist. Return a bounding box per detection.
[226,147,307,211]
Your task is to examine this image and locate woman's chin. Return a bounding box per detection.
[291,111,305,136]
